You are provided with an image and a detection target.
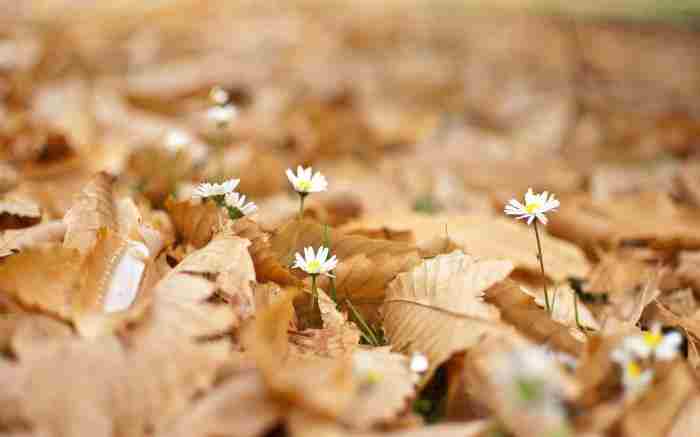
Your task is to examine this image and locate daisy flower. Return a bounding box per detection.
[192,179,239,201]
[293,246,338,310]
[292,246,338,277]
[207,104,238,127]
[616,324,682,362]
[505,188,560,225]
[611,352,654,398]
[286,166,328,194]
[224,192,257,218]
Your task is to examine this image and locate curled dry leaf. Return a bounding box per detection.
[242,287,356,418]
[290,290,360,358]
[342,213,589,281]
[271,219,421,321]
[172,234,256,319]
[72,228,159,337]
[232,217,300,286]
[0,196,41,230]
[141,236,249,340]
[63,172,119,254]
[165,197,222,249]
[383,250,515,380]
[486,280,583,356]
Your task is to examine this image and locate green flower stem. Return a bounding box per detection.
[310,274,318,311]
[298,193,308,220]
[346,299,380,346]
[322,224,338,303]
[227,206,243,220]
[532,221,552,315]
[573,287,583,331]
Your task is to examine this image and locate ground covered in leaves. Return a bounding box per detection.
[2,1,700,437]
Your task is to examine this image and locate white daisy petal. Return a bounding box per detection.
[655,331,683,361]
[286,166,328,194]
[292,245,338,277]
[505,189,559,226]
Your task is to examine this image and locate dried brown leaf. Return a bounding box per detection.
[161,370,282,437]
[171,234,256,318]
[165,197,221,249]
[341,347,417,429]
[383,250,515,380]
[620,362,696,437]
[549,192,700,251]
[0,221,66,258]
[232,217,300,286]
[520,284,600,332]
[63,172,118,254]
[243,287,356,418]
[290,291,360,358]
[343,213,589,281]
[271,219,421,321]
[667,395,700,437]
[486,280,584,356]
[0,246,81,319]
[0,196,41,230]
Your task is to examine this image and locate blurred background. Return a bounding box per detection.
[1,0,700,222]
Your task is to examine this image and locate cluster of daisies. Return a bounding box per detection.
[192,166,336,298]
[192,162,433,384]
[611,324,682,397]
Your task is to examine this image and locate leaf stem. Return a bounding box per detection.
[533,221,552,315]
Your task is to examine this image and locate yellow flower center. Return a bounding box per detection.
[306,260,321,273]
[626,361,641,379]
[366,370,383,384]
[525,202,541,214]
[297,180,312,192]
[643,331,662,348]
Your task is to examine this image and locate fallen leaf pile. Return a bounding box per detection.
[2,2,700,436]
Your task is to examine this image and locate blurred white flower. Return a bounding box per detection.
[209,86,229,105]
[207,104,238,126]
[292,246,337,277]
[224,192,257,217]
[614,324,682,362]
[505,188,560,225]
[192,179,239,199]
[286,165,328,194]
[410,352,429,374]
[612,353,654,398]
[164,130,192,152]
